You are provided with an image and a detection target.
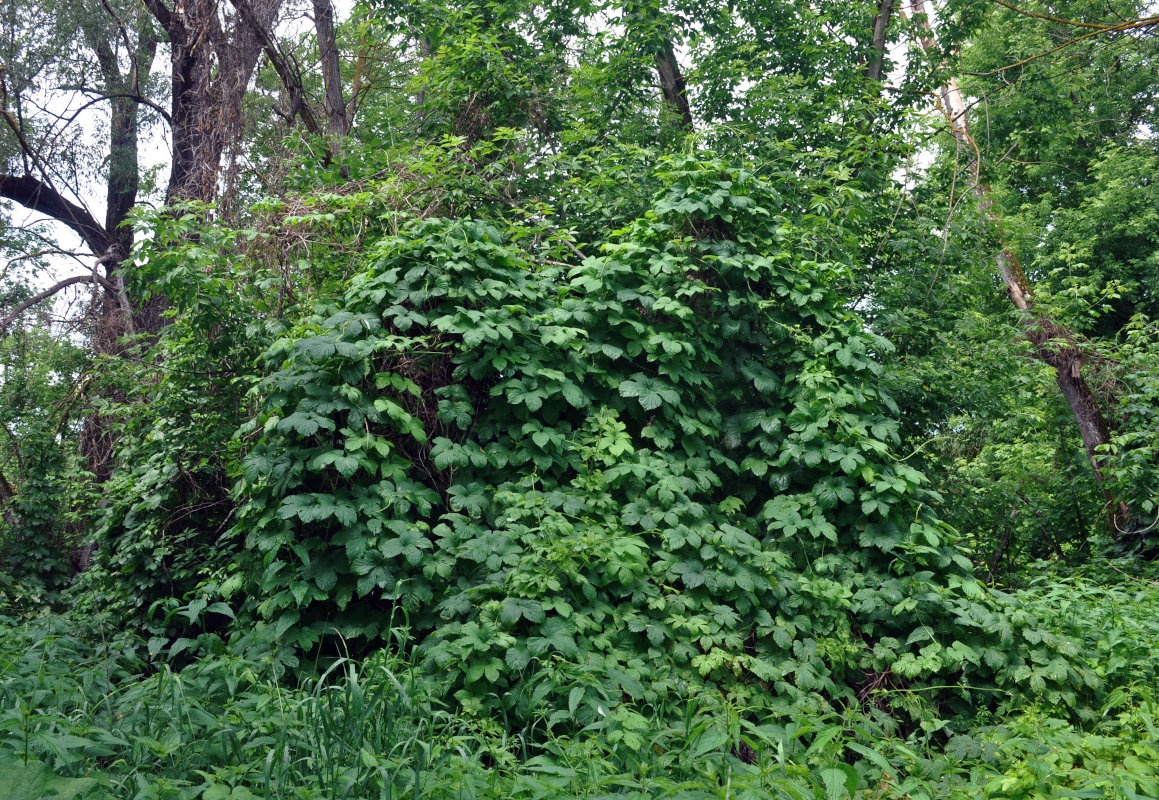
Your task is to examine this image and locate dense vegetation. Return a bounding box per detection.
[1,0,1158,796]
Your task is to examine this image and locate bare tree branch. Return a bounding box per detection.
[0,274,113,333]
[54,89,174,128]
[99,0,138,54]
[228,0,327,140]
[4,248,88,274]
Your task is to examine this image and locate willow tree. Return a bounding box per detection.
[0,0,366,475]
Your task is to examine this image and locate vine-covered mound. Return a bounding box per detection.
[232,157,1080,719]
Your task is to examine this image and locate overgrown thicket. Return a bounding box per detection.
[2,0,1159,797]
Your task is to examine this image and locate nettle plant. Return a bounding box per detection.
[230,156,1080,723]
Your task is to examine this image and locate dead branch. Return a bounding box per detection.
[0,274,114,333]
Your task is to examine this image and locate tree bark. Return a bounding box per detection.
[312,0,350,137]
[863,0,895,84]
[148,0,283,204]
[86,20,160,339]
[1,0,281,507]
[3,5,160,483]
[653,40,694,132]
[624,2,693,132]
[134,0,282,333]
[229,0,326,139]
[0,175,111,256]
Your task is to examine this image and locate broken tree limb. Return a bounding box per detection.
[903,0,1129,534]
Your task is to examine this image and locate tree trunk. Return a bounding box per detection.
[1,0,281,509]
[87,24,160,342]
[863,0,895,84]
[312,0,349,137]
[229,0,326,141]
[987,501,1019,583]
[134,0,283,332]
[653,40,694,131]
[150,0,283,204]
[624,2,693,132]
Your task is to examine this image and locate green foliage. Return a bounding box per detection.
[77,206,293,629]
[3,561,1158,798]
[960,691,1159,800]
[1098,317,1159,549]
[1005,560,1159,702]
[931,0,1159,549]
[0,316,93,607]
[226,153,1059,727]
[919,396,1102,578]
[0,611,467,799]
[6,0,1159,791]
[0,755,102,800]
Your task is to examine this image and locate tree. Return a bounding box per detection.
[899,0,1159,535]
[0,0,288,341]
[0,0,306,491]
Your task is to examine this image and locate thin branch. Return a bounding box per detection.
[981,15,1159,74]
[346,25,369,123]
[0,274,112,333]
[0,107,56,184]
[4,248,89,274]
[53,373,94,440]
[228,0,328,141]
[987,0,1108,29]
[98,0,137,55]
[70,89,174,126]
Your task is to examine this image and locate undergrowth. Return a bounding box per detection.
[2,560,1157,799]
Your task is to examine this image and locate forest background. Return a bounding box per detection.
[1,0,1159,797]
